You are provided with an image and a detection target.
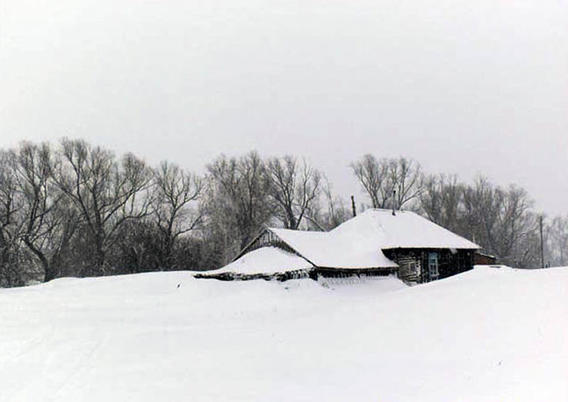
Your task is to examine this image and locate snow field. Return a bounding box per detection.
[0,266,567,401]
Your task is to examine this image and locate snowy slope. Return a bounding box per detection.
[1,267,567,401]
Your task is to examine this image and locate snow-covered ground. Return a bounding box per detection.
[1,266,567,401]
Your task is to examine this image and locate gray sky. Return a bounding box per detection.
[1,0,567,214]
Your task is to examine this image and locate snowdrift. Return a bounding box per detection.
[0,266,567,401]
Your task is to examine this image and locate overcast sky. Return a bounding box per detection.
[1,0,567,214]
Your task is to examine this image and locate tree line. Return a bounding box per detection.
[0,139,564,287]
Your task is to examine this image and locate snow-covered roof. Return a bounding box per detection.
[331,209,480,250]
[212,247,314,275]
[268,209,479,269]
[269,227,398,269]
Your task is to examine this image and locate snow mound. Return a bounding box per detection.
[212,246,314,275]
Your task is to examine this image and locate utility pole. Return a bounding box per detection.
[392,190,397,216]
[539,215,545,268]
[351,195,357,217]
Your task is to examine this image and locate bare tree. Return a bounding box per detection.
[0,151,21,285]
[266,156,322,229]
[206,152,274,262]
[462,176,501,249]
[351,155,423,210]
[390,157,423,209]
[547,216,568,266]
[113,218,161,273]
[13,142,77,282]
[493,185,535,264]
[53,139,152,275]
[152,161,203,269]
[461,177,539,267]
[307,179,350,231]
[420,174,464,233]
[350,154,388,208]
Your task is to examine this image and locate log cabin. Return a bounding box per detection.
[197,209,480,284]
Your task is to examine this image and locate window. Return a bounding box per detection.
[428,252,439,279]
[408,262,417,274]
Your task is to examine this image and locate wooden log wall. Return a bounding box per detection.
[195,269,312,282]
[314,267,397,278]
[384,248,474,284]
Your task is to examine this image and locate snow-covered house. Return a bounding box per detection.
[197,209,480,283]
